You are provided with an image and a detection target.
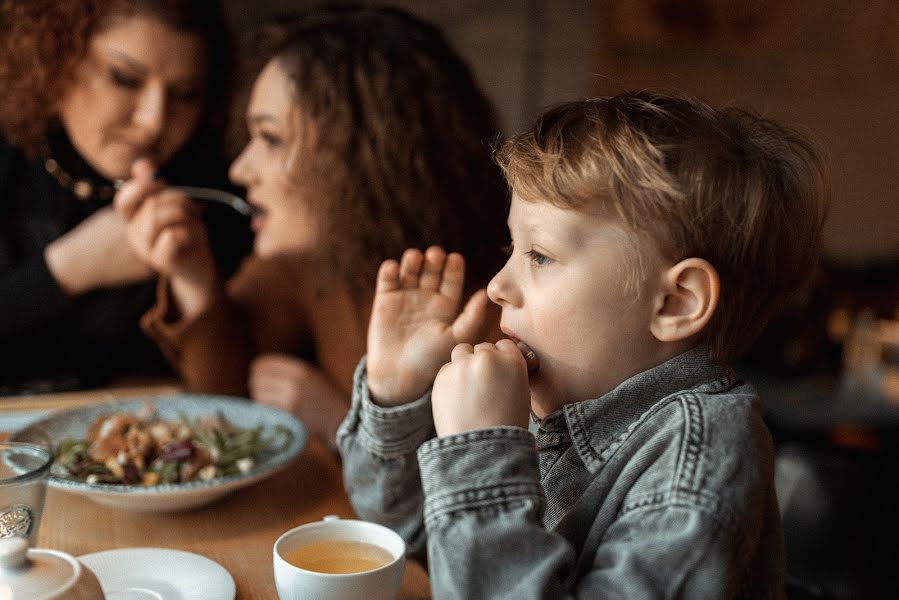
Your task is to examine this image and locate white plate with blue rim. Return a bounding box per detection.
[78,547,235,600]
[9,394,306,512]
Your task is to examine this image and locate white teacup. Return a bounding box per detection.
[273,515,406,600]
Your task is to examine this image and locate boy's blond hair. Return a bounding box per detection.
[495,91,829,363]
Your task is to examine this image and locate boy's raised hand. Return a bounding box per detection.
[366,247,489,406]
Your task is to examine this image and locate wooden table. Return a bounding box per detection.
[0,384,431,599]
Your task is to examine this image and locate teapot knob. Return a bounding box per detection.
[0,537,29,569]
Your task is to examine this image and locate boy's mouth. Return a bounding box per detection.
[516,341,540,374]
[501,326,540,374]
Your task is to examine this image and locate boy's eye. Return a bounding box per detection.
[110,68,141,89]
[525,249,552,266]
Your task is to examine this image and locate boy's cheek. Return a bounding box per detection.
[526,366,568,418]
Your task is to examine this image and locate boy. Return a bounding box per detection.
[337,92,828,598]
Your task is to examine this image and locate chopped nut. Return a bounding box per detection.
[104,457,124,479]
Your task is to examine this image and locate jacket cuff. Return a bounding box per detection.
[346,356,436,458]
[417,428,543,523]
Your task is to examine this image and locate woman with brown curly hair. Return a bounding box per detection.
[0,0,251,392]
[117,5,508,445]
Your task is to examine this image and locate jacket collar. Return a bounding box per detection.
[531,347,739,473]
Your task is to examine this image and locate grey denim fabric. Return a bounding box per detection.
[337,348,786,599]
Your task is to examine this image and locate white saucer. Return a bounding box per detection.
[78,548,236,600]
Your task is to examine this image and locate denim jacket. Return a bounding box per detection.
[337,348,786,599]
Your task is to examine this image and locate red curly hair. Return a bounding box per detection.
[0,0,232,157]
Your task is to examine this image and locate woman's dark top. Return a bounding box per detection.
[0,129,253,393]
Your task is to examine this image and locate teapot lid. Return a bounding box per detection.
[0,537,81,599]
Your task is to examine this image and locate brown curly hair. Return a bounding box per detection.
[244,5,509,298]
[0,0,233,158]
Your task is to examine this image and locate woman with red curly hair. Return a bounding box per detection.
[0,0,251,392]
[117,6,509,446]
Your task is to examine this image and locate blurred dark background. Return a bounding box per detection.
[225,2,899,598]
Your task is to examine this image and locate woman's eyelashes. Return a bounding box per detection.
[110,68,140,89]
[248,125,284,149]
[109,68,200,104]
[260,131,283,148]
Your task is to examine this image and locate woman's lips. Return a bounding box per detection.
[250,213,267,232]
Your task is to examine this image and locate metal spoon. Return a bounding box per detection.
[113,180,260,217]
[170,185,259,217]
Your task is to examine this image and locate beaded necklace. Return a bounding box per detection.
[41,153,117,202]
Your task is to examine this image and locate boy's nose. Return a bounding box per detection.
[487,262,516,307]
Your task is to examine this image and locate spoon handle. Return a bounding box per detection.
[171,186,258,217]
[113,180,258,217]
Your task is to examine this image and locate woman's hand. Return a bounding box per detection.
[115,159,218,319]
[365,246,489,406]
[432,339,531,437]
[249,353,348,444]
[44,206,155,296]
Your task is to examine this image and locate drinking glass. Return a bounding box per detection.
[0,442,53,546]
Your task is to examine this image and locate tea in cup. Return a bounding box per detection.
[0,442,53,546]
[273,515,406,600]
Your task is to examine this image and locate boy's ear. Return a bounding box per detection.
[650,258,719,343]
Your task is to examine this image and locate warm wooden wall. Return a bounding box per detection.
[225,0,898,266]
[593,0,899,265]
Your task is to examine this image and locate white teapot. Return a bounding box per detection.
[0,537,105,599]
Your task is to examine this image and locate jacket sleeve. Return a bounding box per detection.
[336,357,435,560]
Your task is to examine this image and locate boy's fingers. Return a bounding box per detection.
[438,252,465,300]
[451,288,489,344]
[418,246,446,291]
[399,248,424,288]
[450,343,473,361]
[495,338,520,353]
[375,259,401,295]
[496,338,530,367]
